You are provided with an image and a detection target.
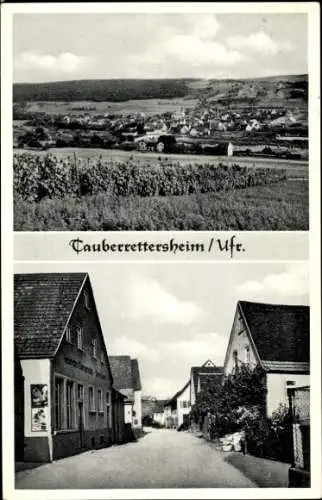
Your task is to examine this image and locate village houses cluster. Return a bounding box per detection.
[14,97,308,155]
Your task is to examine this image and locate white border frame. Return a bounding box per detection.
[2,2,321,499]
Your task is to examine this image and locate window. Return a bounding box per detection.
[77,384,84,402]
[245,345,250,364]
[106,391,111,427]
[92,339,97,359]
[100,350,105,365]
[84,290,91,311]
[77,327,83,351]
[65,327,72,343]
[66,381,75,429]
[98,389,103,413]
[54,378,64,430]
[233,349,238,366]
[89,387,95,412]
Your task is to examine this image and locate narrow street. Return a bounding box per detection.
[16,428,256,489]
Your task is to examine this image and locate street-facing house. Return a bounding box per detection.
[223,301,310,416]
[164,381,191,429]
[14,273,125,463]
[152,400,167,427]
[109,356,143,432]
[190,360,224,407]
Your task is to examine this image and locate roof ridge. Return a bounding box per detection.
[239,300,309,308]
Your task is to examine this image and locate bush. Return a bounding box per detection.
[151,421,164,429]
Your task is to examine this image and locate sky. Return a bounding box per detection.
[14,262,309,399]
[13,13,307,82]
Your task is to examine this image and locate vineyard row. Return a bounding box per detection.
[14,153,287,202]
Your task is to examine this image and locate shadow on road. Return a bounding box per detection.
[224,451,290,487]
[15,462,44,473]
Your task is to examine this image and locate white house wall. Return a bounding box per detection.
[153,411,165,426]
[124,402,133,424]
[190,374,196,406]
[21,359,51,438]
[224,312,258,374]
[266,373,310,417]
[132,390,142,428]
[176,384,191,427]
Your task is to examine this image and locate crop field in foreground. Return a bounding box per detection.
[14,148,309,179]
[14,180,308,231]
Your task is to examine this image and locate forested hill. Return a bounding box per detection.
[13,74,308,104]
[13,79,190,102]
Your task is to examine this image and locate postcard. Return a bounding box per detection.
[1,2,321,499]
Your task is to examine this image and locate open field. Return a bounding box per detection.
[20,98,199,117]
[13,148,309,179]
[14,180,308,231]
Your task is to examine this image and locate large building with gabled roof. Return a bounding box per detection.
[14,273,125,462]
[109,355,143,429]
[223,300,310,416]
[190,360,224,407]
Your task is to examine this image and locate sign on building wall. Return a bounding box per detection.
[30,384,48,432]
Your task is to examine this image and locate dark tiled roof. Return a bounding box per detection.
[261,361,309,373]
[131,359,142,391]
[239,301,310,363]
[109,356,142,392]
[14,273,87,359]
[155,400,167,412]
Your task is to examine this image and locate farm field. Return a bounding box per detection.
[14,180,309,231]
[13,151,308,231]
[13,148,309,179]
[15,98,199,117]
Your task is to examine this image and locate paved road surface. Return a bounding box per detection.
[16,429,256,489]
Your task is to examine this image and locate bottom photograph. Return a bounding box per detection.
[13,262,310,490]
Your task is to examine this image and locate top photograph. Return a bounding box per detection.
[12,12,309,231]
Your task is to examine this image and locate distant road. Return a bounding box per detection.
[14,147,309,178]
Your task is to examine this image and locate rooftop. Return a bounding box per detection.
[14,273,87,358]
[239,301,310,364]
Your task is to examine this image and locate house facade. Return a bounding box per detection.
[164,381,191,429]
[152,400,167,426]
[223,301,310,416]
[14,273,125,462]
[109,356,143,430]
[190,360,224,407]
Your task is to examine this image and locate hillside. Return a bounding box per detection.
[188,74,308,108]
[13,75,308,106]
[13,79,190,102]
